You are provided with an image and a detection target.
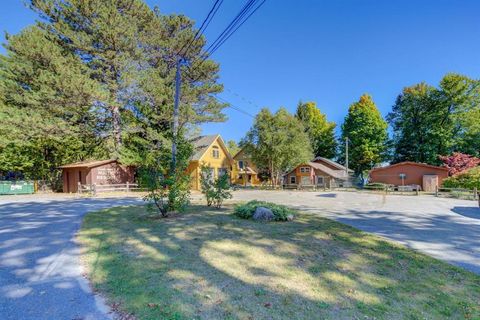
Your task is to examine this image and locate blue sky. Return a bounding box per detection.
[1,0,480,142]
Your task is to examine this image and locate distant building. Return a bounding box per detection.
[231,148,262,186]
[187,135,235,191]
[284,157,352,189]
[59,159,135,193]
[369,161,448,192]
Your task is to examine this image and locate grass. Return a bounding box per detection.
[78,205,480,320]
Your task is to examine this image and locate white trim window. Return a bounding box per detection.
[300,167,310,173]
[212,146,220,159]
[290,176,296,184]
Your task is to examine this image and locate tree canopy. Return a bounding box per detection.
[340,94,388,177]
[295,101,337,159]
[388,73,480,165]
[0,0,226,187]
[242,108,312,187]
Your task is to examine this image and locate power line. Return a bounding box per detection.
[207,0,266,57]
[177,0,224,58]
[185,0,267,82]
[216,96,256,118]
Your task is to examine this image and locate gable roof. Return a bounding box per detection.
[190,134,233,162]
[58,159,118,169]
[286,162,349,180]
[370,161,448,172]
[313,156,353,172]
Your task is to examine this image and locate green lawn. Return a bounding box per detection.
[78,205,480,320]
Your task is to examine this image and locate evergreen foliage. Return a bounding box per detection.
[0,1,226,190]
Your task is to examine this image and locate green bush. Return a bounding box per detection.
[443,167,480,190]
[233,200,295,221]
[364,182,389,190]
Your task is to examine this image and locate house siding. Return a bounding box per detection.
[186,137,234,191]
[370,162,448,190]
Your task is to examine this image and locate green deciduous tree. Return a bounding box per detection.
[388,74,480,164]
[242,108,312,187]
[226,140,240,156]
[340,94,388,178]
[295,101,337,159]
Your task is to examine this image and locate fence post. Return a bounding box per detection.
[92,184,96,197]
[77,182,82,195]
[126,181,130,193]
[435,185,438,197]
[474,187,478,201]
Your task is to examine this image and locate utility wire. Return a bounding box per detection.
[176,0,224,58]
[216,96,256,118]
[185,0,267,82]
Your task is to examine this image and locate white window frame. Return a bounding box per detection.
[212,146,220,159]
[300,167,310,173]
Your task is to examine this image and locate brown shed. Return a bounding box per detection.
[59,159,135,193]
[369,161,449,192]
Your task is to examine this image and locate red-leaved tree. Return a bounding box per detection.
[439,152,480,176]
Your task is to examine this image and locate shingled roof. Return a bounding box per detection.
[190,134,233,161]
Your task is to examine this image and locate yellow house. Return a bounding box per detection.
[187,135,235,191]
[232,147,262,186]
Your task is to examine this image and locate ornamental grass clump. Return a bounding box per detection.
[233,200,295,221]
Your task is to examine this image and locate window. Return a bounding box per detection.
[212,146,220,159]
[317,176,324,185]
[300,167,310,173]
[290,176,296,184]
[238,160,244,169]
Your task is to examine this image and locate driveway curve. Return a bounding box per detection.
[0,196,142,320]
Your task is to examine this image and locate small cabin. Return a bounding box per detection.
[369,161,448,192]
[59,159,135,193]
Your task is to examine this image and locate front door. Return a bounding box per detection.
[317,176,324,186]
[301,176,310,185]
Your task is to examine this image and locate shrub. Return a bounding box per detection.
[233,200,295,221]
[365,182,389,190]
[443,167,480,190]
[200,165,232,208]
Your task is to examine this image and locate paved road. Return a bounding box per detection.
[0,196,142,320]
[231,190,480,274]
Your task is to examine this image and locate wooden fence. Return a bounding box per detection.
[435,186,478,201]
[77,182,144,196]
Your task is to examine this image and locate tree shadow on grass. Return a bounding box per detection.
[79,204,480,320]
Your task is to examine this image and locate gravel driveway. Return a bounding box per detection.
[231,190,480,274]
[0,196,142,320]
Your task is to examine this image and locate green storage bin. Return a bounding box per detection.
[0,181,34,195]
